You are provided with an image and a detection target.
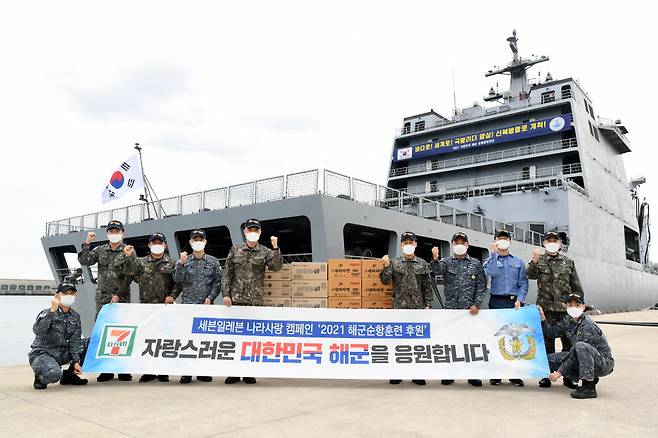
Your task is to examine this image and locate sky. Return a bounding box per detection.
[0,1,656,279]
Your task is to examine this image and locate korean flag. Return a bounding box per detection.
[101,155,145,204]
[396,147,413,161]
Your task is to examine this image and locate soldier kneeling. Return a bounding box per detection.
[538,293,614,399]
[29,283,89,390]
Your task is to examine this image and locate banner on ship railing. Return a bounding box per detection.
[83,304,550,379]
[394,113,574,162]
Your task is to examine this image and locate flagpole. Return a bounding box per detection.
[134,143,153,220]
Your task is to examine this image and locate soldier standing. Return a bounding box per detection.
[29,283,89,390]
[380,231,432,386]
[222,218,283,385]
[173,229,221,384]
[430,232,487,387]
[125,232,180,383]
[77,219,134,383]
[526,230,584,388]
[539,293,614,398]
[483,229,528,387]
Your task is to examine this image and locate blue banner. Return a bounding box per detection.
[394,113,573,161]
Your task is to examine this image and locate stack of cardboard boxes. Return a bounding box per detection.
[291,262,328,308]
[263,259,393,309]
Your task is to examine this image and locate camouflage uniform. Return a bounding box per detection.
[173,254,222,304]
[28,308,89,384]
[222,243,283,306]
[125,254,181,304]
[527,253,583,353]
[542,314,614,381]
[380,256,432,309]
[430,255,487,309]
[78,243,133,315]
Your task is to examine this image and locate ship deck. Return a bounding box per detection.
[1,311,656,437]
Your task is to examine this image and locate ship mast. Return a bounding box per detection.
[484,30,548,103]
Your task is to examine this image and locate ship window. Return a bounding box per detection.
[541,91,555,104]
[248,216,312,262]
[593,126,600,142]
[588,104,595,119]
[343,224,396,259]
[561,85,572,99]
[414,121,425,132]
[27,285,34,291]
[624,226,640,263]
[10,285,17,291]
[18,285,25,291]
[0,285,7,291]
[35,285,42,291]
[123,235,156,258]
[402,122,411,135]
[588,121,594,137]
[49,245,84,283]
[43,286,51,291]
[175,226,233,263]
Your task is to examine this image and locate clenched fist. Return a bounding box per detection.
[271,236,278,249]
[532,247,543,263]
[85,231,96,244]
[382,255,390,267]
[431,246,440,261]
[179,251,188,265]
[124,245,135,257]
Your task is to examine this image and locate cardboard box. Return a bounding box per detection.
[265,264,292,281]
[264,280,291,290]
[361,259,387,279]
[361,279,393,298]
[291,280,328,298]
[328,259,361,279]
[327,278,361,297]
[291,262,327,280]
[264,288,292,298]
[263,297,291,307]
[328,297,362,309]
[361,298,393,309]
[292,298,327,308]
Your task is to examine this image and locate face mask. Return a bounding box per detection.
[150,244,165,255]
[496,240,511,251]
[107,233,123,244]
[60,294,75,307]
[545,242,560,254]
[191,241,206,252]
[245,232,260,243]
[567,306,584,318]
[453,244,468,256]
[402,244,415,255]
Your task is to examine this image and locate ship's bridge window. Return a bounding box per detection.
[402,122,411,135]
[561,85,572,99]
[343,224,396,259]
[541,90,555,104]
[414,121,425,132]
[243,216,312,263]
[175,226,233,263]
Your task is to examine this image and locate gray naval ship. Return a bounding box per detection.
[41,31,657,335]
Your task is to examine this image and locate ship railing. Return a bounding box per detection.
[322,170,544,245]
[403,163,583,196]
[394,92,573,137]
[45,169,321,237]
[389,137,578,178]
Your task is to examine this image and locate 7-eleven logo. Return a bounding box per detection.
[98,325,138,357]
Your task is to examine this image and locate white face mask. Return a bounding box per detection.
[245,232,260,243]
[191,241,206,252]
[150,244,165,255]
[402,244,415,255]
[496,240,511,251]
[453,244,468,256]
[60,294,76,307]
[567,306,584,318]
[545,242,560,254]
[107,233,123,244]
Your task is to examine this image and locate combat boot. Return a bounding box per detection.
[33,375,47,390]
[571,379,597,399]
[60,368,88,385]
